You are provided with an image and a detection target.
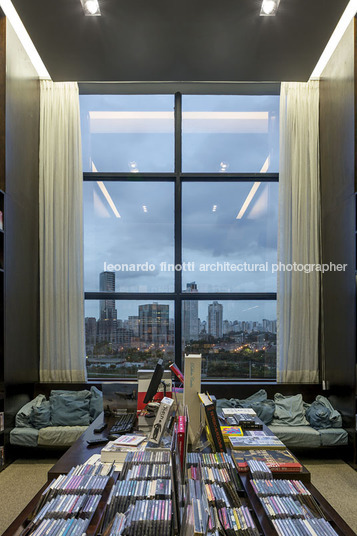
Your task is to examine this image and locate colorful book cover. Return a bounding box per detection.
[231,449,302,473]
[229,436,285,450]
[220,426,244,439]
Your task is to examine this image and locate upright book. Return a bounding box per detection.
[183,354,202,444]
[198,393,226,453]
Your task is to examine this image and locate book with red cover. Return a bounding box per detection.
[177,415,187,471]
[231,449,302,473]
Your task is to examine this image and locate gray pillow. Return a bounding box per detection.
[30,400,51,429]
[15,395,46,428]
[271,393,309,426]
[306,395,343,429]
[89,386,103,421]
[50,393,91,427]
[50,389,91,399]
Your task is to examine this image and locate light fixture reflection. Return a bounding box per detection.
[219,161,229,173]
[260,0,280,16]
[80,0,101,16]
[236,155,270,219]
[129,161,139,173]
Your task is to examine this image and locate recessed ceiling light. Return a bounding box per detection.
[260,0,280,16]
[80,0,101,16]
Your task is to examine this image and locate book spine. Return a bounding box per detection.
[205,404,226,453]
[177,416,186,471]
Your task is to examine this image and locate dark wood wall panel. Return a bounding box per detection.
[4,19,40,384]
[319,19,356,426]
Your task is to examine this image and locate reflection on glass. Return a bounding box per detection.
[85,301,174,379]
[80,95,175,172]
[182,95,279,173]
[182,182,278,292]
[182,300,277,380]
[83,181,175,292]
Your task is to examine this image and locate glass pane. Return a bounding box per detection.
[84,181,174,292]
[85,300,174,379]
[182,95,279,173]
[182,182,278,292]
[80,95,174,172]
[182,300,277,380]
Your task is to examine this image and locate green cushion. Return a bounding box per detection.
[271,393,309,426]
[89,386,103,421]
[50,392,90,427]
[15,395,46,428]
[30,400,51,429]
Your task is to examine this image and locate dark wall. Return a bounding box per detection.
[319,19,356,427]
[4,19,40,384]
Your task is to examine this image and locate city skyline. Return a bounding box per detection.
[85,273,277,323]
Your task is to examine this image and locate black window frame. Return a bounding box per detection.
[83,90,279,381]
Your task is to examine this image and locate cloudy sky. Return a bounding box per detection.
[81,94,279,322]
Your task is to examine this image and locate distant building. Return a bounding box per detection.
[139,303,169,345]
[208,301,223,338]
[85,317,97,348]
[97,271,118,344]
[127,316,139,337]
[182,282,199,343]
[99,271,117,320]
[223,319,232,335]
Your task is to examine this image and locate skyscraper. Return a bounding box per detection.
[97,271,118,345]
[208,301,223,338]
[99,271,117,320]
[182,282,199,343]
[139,303,169,345]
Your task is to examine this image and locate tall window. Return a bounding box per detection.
[81,93,279,380]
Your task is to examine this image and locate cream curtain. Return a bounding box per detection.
[277,81,320,383]
[39,81,86,382]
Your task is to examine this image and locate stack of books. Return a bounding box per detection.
[101,434,147,463]
[231,449,303,473]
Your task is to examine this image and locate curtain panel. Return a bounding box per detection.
[39,81,86,382]
[277,81,320,383]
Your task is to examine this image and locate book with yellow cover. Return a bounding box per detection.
[220,426,243,442]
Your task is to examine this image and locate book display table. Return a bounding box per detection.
[1,412,356,536]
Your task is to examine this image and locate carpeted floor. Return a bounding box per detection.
[0,457,357,534]
[0,458,58,534]
[300,457,357,533]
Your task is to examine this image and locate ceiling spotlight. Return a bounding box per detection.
[80,0,101,16]
[212,205,217,212]
[260,0,280,16]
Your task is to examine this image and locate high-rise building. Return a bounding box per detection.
[182,282,199,343]
[139,303,169,345]
[208,301,223,338]
[223,319,232,335]
[99,271,117,320]
[127,316,139,337]
[85,317,97,349]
